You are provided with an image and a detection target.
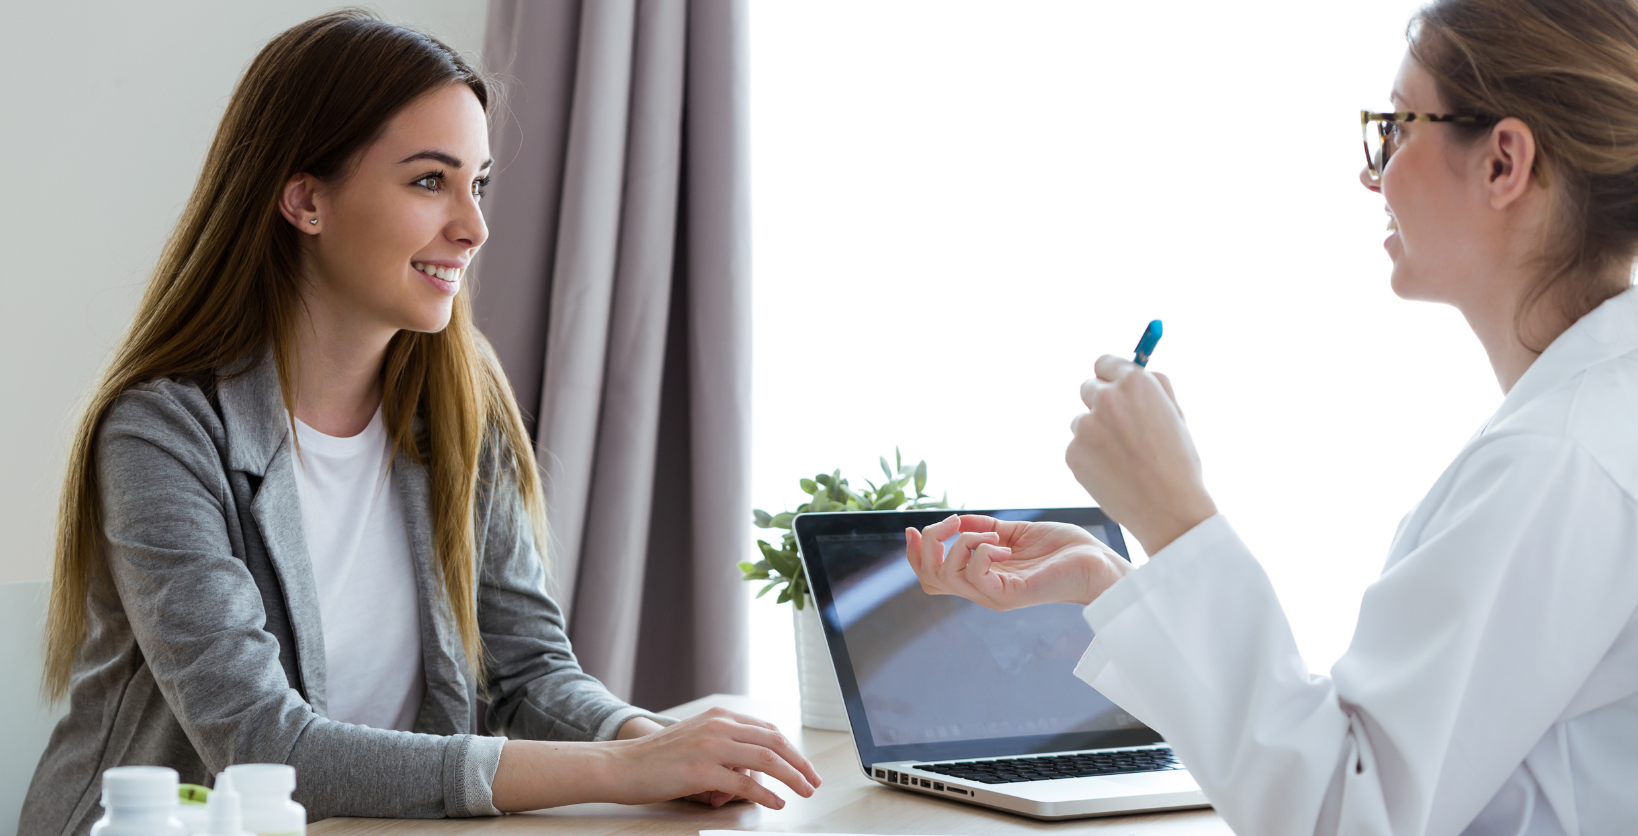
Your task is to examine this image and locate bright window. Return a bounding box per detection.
[745,0,1499,705]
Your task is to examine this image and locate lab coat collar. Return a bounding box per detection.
[1485,285,1638,433]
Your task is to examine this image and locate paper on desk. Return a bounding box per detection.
[702,832,943,836]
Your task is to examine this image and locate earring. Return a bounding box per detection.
[308,218,318,225]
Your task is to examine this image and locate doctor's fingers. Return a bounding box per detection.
[962,544,1018,610]
[938,532,1000,587]
[908,526,955,594]
[1152,371,1182,415]
[1093,354,1141,383]
[915,520,955,578]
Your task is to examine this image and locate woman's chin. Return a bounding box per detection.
[1388,264,1437,302]
[400,305,455,335]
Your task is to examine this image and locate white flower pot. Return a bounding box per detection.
[792,600,849,731]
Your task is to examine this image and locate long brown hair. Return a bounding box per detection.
[1411,0,1638,344]
[44,9,544,700]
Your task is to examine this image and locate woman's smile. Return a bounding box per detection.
[412,260,464,296]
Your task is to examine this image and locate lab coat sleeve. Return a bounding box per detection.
[1073,432,1638,836]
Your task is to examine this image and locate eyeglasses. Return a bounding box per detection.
[1361,110,1500,182]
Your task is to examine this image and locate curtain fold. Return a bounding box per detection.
[478,0,749,707]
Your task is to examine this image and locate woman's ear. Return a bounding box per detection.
[278,173,324,234]
[1483,117,1540,210]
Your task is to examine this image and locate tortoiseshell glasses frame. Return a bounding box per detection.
[1361,110,1500,182]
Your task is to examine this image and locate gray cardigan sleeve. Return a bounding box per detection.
[97,389,503,820]
[474,439,674,743]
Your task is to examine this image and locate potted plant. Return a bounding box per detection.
[742,449,949,730]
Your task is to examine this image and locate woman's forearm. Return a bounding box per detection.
[491,739,618,812]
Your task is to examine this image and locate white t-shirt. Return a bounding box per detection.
[290,408,425,731]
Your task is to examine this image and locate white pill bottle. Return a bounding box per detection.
[91,766,188,836]
[223,765,306,836]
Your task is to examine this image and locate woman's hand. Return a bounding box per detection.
[491,707,819,813]
[906,514,1132,609]
[1068,355,1216,555]
[617,715,747,808]
[604,707,819,809]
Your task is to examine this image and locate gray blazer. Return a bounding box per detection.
[22,354,660,836]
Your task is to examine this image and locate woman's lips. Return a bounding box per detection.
[412,261,462,296]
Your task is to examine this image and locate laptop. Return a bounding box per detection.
[792,507,1210,820]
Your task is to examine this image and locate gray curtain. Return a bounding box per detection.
[477,0,749,710]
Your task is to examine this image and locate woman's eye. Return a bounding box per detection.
[472,178,489,201]
[414,175,441,192]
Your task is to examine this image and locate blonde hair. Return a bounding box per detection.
[1411,0,1638,343]
[45,10,544,700]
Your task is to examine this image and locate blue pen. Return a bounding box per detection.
[1132,319,1163,366]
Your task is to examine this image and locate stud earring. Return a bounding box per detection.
[308,218,318,225]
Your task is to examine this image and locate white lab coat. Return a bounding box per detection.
[1075,287,1638,836]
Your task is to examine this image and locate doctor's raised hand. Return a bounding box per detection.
[1065,355,1217,558]
[906,355,1218,612]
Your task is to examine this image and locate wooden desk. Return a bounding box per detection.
[311,694,1229,835]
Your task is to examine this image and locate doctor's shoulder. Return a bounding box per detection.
[1404,359,1638,531]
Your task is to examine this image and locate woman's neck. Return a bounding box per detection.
[290,287,394,438]
[1463,271,1627,394]
[1464,304,1544,395]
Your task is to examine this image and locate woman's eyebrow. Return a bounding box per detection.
[398,150,493,170]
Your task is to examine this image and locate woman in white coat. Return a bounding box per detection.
[907,1,1638,833]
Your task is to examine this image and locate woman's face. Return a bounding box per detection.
[296,83,491,335]
[1361,55,1496,306]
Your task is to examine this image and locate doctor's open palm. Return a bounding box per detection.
[905,514,1133,610]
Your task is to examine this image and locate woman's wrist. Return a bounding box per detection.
[617,715,665,739]
[492,738,621,812]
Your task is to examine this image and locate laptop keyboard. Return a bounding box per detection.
[919,747,1182,784]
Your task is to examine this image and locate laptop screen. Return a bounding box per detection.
[795,508,1163,766]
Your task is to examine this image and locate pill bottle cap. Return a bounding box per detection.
[205,772,251,835]
[102,766,179,810]
[223,764,295,798]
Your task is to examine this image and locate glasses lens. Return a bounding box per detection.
[1365,119,1397,180]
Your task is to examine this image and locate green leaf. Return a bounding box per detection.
[757,540,791,576]
[914,460,928,495]
[782,531,797,549]
[766,548,801,579]
[815,473,833,487]
[769,511,796,530]
[896,447,904,473]
[757,580,784,598]
[799,478,819,495]
[753,508,773,527]
[738,561,770,580]
[871,493,899,511]
[880,456,894,480]
[776,585,794,604]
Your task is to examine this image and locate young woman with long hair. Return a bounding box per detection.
[22,11,816,835]
[908,0,1638,832]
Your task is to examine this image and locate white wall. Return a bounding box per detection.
[0,1,489,583]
